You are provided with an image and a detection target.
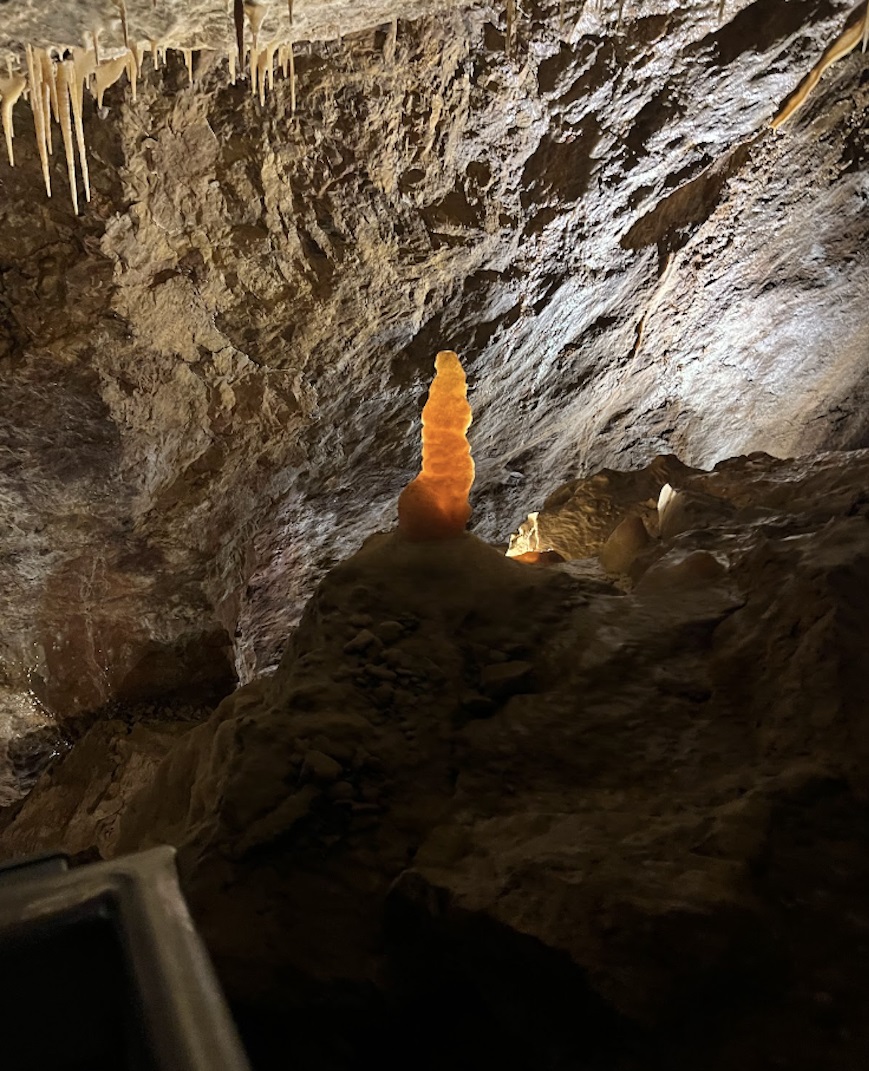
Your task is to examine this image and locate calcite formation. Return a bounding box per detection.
[772,2,868,129]
[398,351,475,541]
[0,3,302,213]
[0,0,859,215]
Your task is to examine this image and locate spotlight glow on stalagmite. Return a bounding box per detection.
[398,351,475,541]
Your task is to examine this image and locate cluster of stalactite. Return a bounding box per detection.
[0,0,307,214]
[0,0,865,214]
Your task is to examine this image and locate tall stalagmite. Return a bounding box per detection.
[398,351,475,541]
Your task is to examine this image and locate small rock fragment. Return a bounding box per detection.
[344,629,381,655]
[376,620,404,645]
[599,514,650,575]
[460,691,496,718]
[367,665,397,682]
[328,780,355,800]
[480,660,535,699]
[302,749,343,783]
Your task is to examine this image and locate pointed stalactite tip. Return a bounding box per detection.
[397,350,475,541]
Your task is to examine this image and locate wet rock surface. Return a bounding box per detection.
[3,448,869,1070]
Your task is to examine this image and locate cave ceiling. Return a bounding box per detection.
[0,0,867,763]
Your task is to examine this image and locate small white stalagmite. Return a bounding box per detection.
[55,60,79,214]
[25,44,51,196]
[0,73,26,165]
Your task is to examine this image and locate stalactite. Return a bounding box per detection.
[289,40,296,115]
[55,61,79,214]
[506,0,517,56]
[25,44,51,196]
[246,0,269,94]
[184,48,194,85]
[149,39,160,68]
[70,50,92,203]
[385,19,398,66]
[0,73,26,166]
[37,50,56,155]
[250,44,260,97]
[256,42,278,104]
[246,2,270,51]
[772,11,863,128]
[133,41,148,82]
[113,0,130,51]
[94,51,134,109]
[40,50,60,125]
[234,0,246,75]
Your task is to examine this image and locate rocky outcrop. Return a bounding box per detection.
[3,447,869,1069]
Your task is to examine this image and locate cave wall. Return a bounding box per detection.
[0,0,866,722]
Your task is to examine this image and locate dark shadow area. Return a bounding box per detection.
[1,911,152,1071]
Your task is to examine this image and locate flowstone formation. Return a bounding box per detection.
[397,350,475,540]
[3,445,869,1070]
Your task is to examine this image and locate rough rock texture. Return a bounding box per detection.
[3,447,869,1070]
[0,3,867,765]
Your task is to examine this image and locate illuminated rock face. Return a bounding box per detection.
[397,351,474,541]
[0,1,865,703]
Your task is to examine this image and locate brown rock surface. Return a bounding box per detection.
[3,448,869,1070]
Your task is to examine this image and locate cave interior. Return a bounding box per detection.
[0,0,868,1068]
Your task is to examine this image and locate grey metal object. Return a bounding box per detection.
[0,845,252,1071]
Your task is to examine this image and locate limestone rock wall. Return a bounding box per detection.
[0,0,866,723]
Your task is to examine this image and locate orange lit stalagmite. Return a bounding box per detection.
[398,350,475,540]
